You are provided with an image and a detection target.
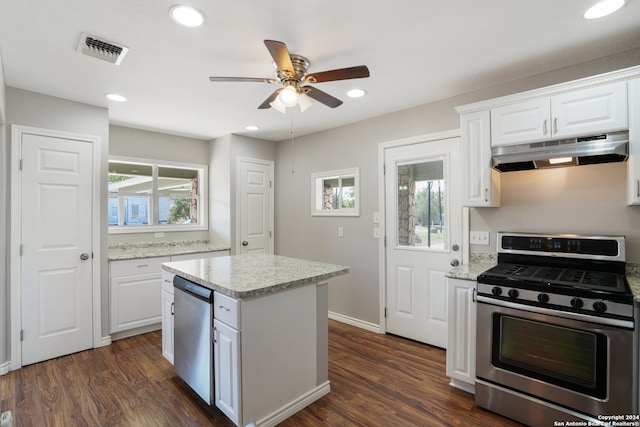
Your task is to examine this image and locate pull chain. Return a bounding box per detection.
[290,112,295,174]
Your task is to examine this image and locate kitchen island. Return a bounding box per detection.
[162,254,349,427]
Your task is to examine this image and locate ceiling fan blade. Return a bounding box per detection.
[258,89,281,109]
[264,40,294,76]
[303,86,343,108]
[209,76,276,83]
[305,65,370,83]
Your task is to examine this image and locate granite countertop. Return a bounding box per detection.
[108,240,230,261]
[162,253,350,299]
[446,253,640,304]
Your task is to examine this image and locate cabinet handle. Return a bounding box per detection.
[472,288,477,303]
[553,117,557,134]
[218,305,231,312]
[543,119,547,135]
[137,264,149,268]
[171,302,174,315]
[637,180,640,198]
[484,188,488,203]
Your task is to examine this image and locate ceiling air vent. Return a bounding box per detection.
[76,33,129,65]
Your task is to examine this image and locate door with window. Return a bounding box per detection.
[384,136,461,347]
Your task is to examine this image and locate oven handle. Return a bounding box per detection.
[476,295,634,329]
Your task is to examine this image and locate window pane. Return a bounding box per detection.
[397,160,445,249]
[108,161,153,194]
[159,196,198,225]
[123,196,150,225]
[108,196,119,225]
[341,177,355,208]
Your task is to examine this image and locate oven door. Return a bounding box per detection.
[476,297,635,417]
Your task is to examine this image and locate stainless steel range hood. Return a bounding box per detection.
[491,131,629,172]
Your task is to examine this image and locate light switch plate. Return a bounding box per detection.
[338,227,344,238]
[470,231,490,245]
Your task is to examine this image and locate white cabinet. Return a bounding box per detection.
[110,257,170,334]
[628,78,640,205]
[461,110,501,207]
[491,82,628,147]
[213,317,241,425]
[161,270,175,363]
[446,278,476,394]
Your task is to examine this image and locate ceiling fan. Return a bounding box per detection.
[209,40,370,112]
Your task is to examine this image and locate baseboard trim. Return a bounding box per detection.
[99,335,112,347]
[253,381,331,427]
[0,361,10,376]
[328,311,381,333]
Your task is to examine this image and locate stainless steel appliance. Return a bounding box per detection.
[476,232,638,425]
[173,276,214,405]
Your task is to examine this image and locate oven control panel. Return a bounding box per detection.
[477,283,634,320]
[498,232,625,261]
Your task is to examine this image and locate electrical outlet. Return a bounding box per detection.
[373,227,380,238]
[470,231,490,246]
[154,232,164,238]
[338,227,344,238]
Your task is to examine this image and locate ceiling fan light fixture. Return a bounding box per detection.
[278,85,299,107]
[269,97,287,114]
[583,0,625,19]
[170,5,205,27]
[298,93,315,112]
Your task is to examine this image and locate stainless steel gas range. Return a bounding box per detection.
[475,232,638,426]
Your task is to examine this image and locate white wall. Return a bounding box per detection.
[274,48,640,327]
[4,87,109,358]
[108,125,211,245]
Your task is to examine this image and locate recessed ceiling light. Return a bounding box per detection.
[170,5,205,27]
[245,125,260,131]
[106,93,127,102]
[583,0,625,19]
[347,88,366,98]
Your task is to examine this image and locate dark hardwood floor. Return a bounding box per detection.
[1,320,523,426]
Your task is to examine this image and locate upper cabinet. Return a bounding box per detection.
[456,65,640,208]
[491,82,628,147]
[461,111,500,207]
[627,78,640,205]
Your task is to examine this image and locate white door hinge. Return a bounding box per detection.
[19,244,23,256]
[19,159,23,171]
[20,330,24,341]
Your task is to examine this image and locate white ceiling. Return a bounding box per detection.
[1,0,640,141]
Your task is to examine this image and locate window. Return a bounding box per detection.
[311,168,359,216]
[108,157,208,233]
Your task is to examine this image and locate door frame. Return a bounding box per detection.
[377,129,469,334]
[10,125,103,370]
[235,156,274,255]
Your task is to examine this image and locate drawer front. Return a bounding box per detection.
[110,256,170,277]
[214,292,240,329]
[161,270,175,294]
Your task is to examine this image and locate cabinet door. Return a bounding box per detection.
[552,82,627,139]
[461,111,500,207]
[491,98,551,146]
[161,290,174,364]
[628,79,640,205]
[110,272,163,333]
[446,278,476,393]
[214,319,241,425]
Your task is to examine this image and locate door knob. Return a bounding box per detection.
[242,241,249,246]
[450,259,460,267]
[80,253,90,260]
[452,244,460,252]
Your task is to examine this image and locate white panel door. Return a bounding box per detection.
[384,137,462,348]
[20,133,94,365]
[238,159,273,254]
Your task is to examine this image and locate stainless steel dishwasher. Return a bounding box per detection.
[173,275,214,405]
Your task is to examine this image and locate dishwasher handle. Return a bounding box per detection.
[173,276,213,303]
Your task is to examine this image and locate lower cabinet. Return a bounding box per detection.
[110,257,170,334]
[161,270,175,363]
[213,318,241,424]
[446,277,477,394]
